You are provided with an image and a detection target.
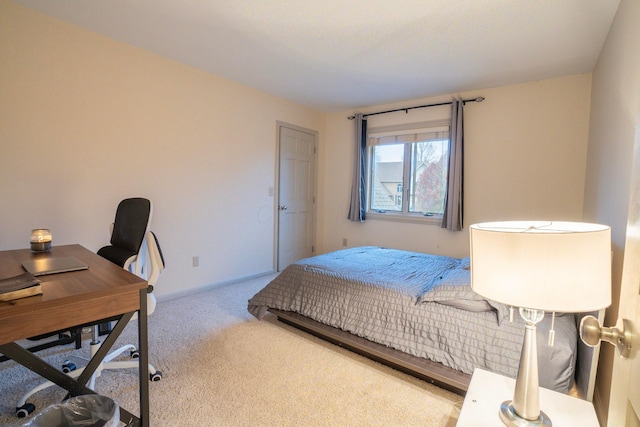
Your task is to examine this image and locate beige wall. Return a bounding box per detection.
[0,1,325,298]
[318,75,592,258]
[582,0,640,424]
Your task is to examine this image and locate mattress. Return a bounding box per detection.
[248,246,577,393]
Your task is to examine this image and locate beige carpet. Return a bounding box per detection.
[0,274,463,426]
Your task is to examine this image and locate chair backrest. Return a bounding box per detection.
[110,198,152,253]
[97,198,153,274]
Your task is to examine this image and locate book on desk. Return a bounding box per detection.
[0,272,42,302]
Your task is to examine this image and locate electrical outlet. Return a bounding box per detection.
[268,187,274,197]
[192,256,199,267]
[342,238,348,247]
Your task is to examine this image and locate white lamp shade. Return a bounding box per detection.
[470,221,611,312]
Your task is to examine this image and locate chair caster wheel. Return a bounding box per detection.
[150,371,162,381]
[62,360,76,373]
[16,403,35,418]
[130,349,140,359]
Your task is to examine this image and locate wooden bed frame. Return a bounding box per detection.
[269,309,601,400]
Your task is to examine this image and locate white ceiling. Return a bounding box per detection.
[16,0,620,113]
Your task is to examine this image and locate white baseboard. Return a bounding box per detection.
[156,270,276,303]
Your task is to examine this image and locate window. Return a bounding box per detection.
[368,122,449,219]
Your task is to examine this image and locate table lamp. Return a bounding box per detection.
[469,221,611,427]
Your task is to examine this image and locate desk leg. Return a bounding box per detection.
[138,287,150,427]
[114,289,150,427]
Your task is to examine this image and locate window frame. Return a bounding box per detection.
[366,120,450,225]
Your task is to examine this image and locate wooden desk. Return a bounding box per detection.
[0,244,150,426]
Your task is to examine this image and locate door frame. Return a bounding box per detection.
[273,121,319,271]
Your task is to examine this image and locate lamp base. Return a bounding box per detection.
[499,401,552,427]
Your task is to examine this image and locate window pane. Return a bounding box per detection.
[409,140,448,215]
[370,144,403,212]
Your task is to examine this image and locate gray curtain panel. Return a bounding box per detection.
[348,113,367,222]
[441,99,464,231]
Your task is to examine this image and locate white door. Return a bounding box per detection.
[607,100,640,427]
[277,125,316,270]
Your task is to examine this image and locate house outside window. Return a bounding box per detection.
[368,121,450,221]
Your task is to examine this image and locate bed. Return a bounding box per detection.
[248,246,598,398]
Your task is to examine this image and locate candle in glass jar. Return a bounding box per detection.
[30,229,52,252]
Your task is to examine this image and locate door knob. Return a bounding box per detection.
[279,205,288,211]
[580,315,632,358]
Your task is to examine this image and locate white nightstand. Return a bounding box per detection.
[457,369,599,426]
